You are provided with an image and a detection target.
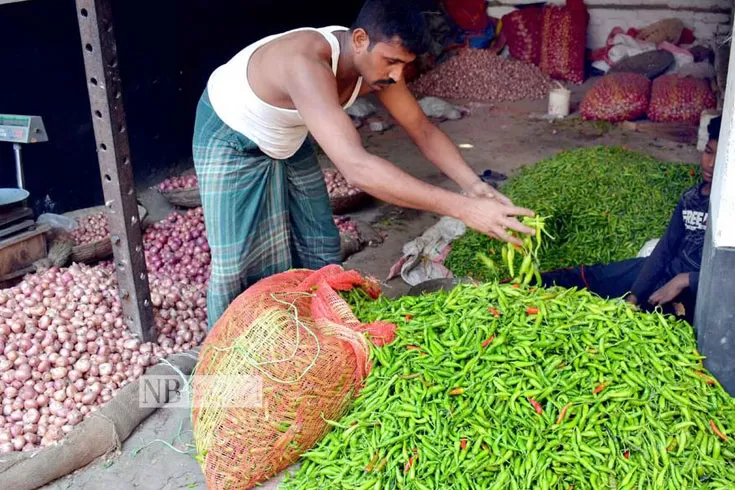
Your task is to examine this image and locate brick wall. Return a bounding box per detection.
[487,0,732,49]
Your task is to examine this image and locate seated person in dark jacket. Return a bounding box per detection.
[541,116,721,324]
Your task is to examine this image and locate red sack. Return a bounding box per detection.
[540,0,589,84]
[192,266,396,489]
[502,7,543,65]
[580,73,651,122]
[443,0,490,32]
[648,75,717,123]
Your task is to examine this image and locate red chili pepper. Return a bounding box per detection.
[556,403,572,425]
[690,169,695,176]
[624,451,630,460]
[694,370,715,385]
[710,420,729,441]
[482,335,496,348]
[405,314,413,322]
[449,387,465,396]
[488,307,501,317]
[460,439,467,450]
[528,397,543,415]
[593,382,608,395]
[404,455,415,472]
[526,307,540,315]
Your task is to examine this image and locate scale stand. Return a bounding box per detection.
[0,114,49,190]
[0,115,50,287]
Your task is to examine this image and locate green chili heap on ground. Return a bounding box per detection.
[282,284,735,490]
[446,147,699,281]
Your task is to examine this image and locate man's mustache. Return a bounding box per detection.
[375,79,396,86]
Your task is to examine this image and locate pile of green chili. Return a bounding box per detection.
[445,147,699,281]
[282,284,735,490]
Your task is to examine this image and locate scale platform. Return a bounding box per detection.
[0,114,48,144]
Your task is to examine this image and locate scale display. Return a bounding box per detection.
[0,114,48,144]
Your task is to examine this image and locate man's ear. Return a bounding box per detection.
[352,28,371,54]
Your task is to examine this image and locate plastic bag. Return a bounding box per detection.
[36,213,77,231]
[580,73,651,122]
[192,266,396,490]
[418,96,468,120]
[637,238,660,258]
[345,98,376,119]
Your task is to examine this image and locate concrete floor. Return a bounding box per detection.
[42,82,700,490]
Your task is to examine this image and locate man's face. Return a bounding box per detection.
[352,30,416,91]
[701,139,717,184]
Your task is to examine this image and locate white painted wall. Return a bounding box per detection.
[488,0,732,49]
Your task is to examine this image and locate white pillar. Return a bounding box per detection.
[695,23,735,394]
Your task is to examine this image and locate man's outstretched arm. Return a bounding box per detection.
[285,56,534,244]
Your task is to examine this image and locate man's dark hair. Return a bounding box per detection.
[352,0,430,55]
[709,116,722,142]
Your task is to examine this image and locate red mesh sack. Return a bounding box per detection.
[539,0,589,84]
[580,73,651,122]
[192,266,396,489]
[648,75,717,123]
[443,0,490,32]
[502,7,543,65]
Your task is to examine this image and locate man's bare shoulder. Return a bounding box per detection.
[266,29,333,66]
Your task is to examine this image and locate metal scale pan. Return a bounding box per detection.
[0,188,30,211]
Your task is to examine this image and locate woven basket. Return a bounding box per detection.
[330,192,372,215]
[159,187,201,208]
[65,205,147,264]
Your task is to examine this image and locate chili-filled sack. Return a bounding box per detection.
[192,266,396,490]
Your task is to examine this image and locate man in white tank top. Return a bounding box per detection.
[193,0,536,328]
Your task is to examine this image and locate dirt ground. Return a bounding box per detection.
[42,82,701,489]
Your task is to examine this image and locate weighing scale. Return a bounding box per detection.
[0,114,50,286]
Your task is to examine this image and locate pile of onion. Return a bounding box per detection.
[323,169,362,199]
[0,263,207,453]
[157,175,198,192]
[70,212,109,246]
[143,208,211,286]
[334,216,360,241]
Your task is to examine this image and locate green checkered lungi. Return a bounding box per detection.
[192,89,341,329]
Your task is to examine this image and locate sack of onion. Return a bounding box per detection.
[648,75,717,123]
[539,0,589,84]
[580,73,651,122]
